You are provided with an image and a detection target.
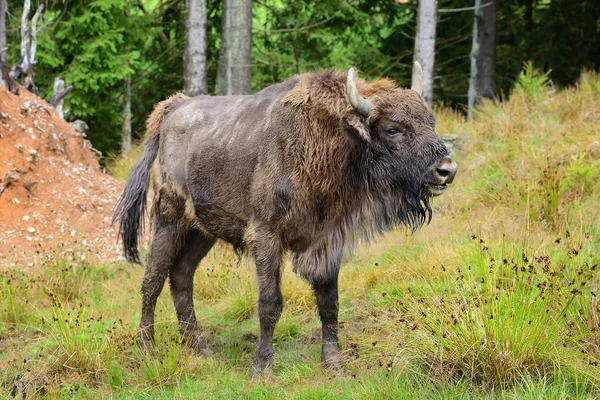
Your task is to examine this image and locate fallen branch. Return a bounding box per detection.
[0,171,25,199]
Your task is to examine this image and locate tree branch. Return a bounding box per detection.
[254,1,357,33]
[439,2,493,13]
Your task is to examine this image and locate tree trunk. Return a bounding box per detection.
[16,0,32,78]
[216,0,253,95]
[122,78,132,152]
[10,1,43,92]
[468,0,496,120]
[477,0,496,99]
[50,77,72,118]
[413,0,437,108]
[0,0,7,62]
[184,0,208,96]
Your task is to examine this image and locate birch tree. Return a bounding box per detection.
[0,0,6,62]
[413,0,437,108]
[184,0,208,96]
[467,0,497,120]
[216,0,253,95]
[122,78,132,152]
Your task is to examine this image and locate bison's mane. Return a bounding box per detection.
[280,70,433,250]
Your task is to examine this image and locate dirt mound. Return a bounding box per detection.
[0,86,126,266]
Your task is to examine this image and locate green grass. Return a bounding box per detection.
[1,69,599,398]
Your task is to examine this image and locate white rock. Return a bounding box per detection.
[22,215,30,221]
[26,227,36,233]
[70,230,76,237]
[25,236,33,241]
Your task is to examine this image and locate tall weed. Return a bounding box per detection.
[389,233,599,389]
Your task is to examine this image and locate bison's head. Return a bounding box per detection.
[343,63,458,231]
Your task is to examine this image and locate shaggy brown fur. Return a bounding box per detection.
[113,69,457,376]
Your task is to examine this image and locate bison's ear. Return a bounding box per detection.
[282,81,310,106]
[341,112,370,142]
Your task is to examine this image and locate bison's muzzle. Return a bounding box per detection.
[424,155,458,196]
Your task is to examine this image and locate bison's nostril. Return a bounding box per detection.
[436,167,450,177]
[435,156,458,184]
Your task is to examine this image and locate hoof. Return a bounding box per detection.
[250,352,274,381]
[186,335,213,357]
[250,364,274,381]
[322,348,345,370]
[137,330,154,355]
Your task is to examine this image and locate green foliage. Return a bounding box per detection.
[517,61,552,98]
[393,234,599,389]
[3,0,599,157]
[38,0,149,154]
[43,305,116,379]
[134,325,184,388]
[0,271,29,328]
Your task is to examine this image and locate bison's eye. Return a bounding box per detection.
[385,129,401,137]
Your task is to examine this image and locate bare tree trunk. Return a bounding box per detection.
[468,0,496,120]
[10,1,43,92]
[122,78,132,152]
[23,3,43,92]
[413,0,437,108]
[0,0,7,62]
[184,0,208,96]
[16,0,32,78]
[216,0,253,95]
[477,0,496,100]
[0,60,17,93]
[50,77,72,118]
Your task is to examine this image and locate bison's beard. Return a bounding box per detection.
[375,178,433,233]
[347,177,433,247]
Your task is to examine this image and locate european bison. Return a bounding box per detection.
[113,62,457,376]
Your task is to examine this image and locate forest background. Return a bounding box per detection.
[1,0,598,157]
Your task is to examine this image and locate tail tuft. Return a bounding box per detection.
[112,135,159,263]
[112,92,187,263]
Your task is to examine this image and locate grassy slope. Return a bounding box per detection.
[1,70,599,399]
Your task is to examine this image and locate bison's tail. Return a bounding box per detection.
[112,93,187,263]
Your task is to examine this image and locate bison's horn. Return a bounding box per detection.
[411,61,423,97]
[347,68,372,116]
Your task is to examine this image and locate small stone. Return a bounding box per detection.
[12,198,20,204]
[25,236,33,241]
[440,134,460,142]
[26,227,36,233]
[22,215,30,221]
[70,230,76,237]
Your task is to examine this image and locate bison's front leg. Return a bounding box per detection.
[251,230,284,378]
[313,269,344,369]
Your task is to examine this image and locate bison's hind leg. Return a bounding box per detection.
[139,215,186,353]
[139,182,214,355]
[169,230,215,355]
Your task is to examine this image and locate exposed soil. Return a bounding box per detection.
[0,85,126,266]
